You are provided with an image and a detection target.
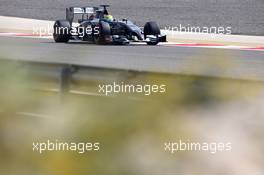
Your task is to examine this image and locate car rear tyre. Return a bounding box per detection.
[53,20,71,43]
[144,22,161,45]
[94,21,112,45]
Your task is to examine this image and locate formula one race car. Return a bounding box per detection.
[53,5,166,45]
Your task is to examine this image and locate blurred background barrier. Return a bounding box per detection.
[0,59,264,175]
[1,59,263,100]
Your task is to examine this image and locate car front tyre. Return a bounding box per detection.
[144,21,161,45]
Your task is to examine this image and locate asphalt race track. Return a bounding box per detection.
[0,0,263,35]
[0,36,263,81]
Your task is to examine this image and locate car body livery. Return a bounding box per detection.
[53,5,167,45]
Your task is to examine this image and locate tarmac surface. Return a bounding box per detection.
[0,0,263,35]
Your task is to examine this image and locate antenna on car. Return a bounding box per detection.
[100,5,110,15]
[100,5,110,7]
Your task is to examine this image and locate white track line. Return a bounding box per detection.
[160,42,264,51]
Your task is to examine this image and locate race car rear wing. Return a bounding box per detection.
[66,7,98,24]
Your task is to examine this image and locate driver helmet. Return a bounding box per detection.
[104,14,113,22]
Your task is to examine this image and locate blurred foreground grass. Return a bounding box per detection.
[0,60,264,175]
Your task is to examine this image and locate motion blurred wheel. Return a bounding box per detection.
[144,21,161,45]
[94,21,112,45]
[53,20,71,43]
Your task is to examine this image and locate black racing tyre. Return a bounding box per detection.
[94,21,111,45]
[144,21,161,37]
[53,20,71,43]
[144,21,161,45]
